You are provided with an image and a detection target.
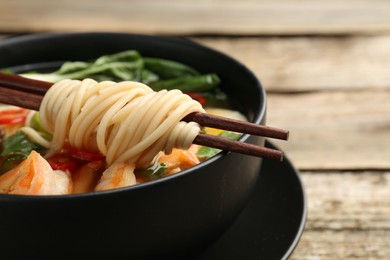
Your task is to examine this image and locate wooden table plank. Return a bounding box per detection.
[2,34,390,92]
[267,90,390,170]
[1,0,390,35]
[291,171,390,259]
[196,36,390,92]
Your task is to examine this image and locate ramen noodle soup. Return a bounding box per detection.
[0,53,246,195]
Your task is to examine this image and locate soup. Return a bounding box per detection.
[0,50,246,195]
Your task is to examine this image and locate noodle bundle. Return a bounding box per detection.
[39,79,205,167]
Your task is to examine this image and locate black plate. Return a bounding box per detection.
[195,141,307,260]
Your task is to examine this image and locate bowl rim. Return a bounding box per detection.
[0,32,266,200]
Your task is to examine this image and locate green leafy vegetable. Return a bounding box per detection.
[144,57,199,79]
[219,131,241,140]
[149,73,220,92]
[135,162,167,181]
[21,51,144,82]
[201,88,230,108]
[196,146,222,160]
[0,131,47,174]
[19,50,221,93]
[29,112,52,141]
[197,131,241,160]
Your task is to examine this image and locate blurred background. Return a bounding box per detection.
[1,0,390,258]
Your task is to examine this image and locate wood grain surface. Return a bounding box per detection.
[1,0,390,35]
[197,36,390,92]
[1,1,390,256]
[291,171,390,259]
[267,90,390,170]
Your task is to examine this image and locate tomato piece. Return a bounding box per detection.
[47,154,80,172]
[0,108,29,125]
[184,92,206,105]
[69,147,105,162]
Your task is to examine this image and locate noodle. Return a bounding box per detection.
[38,79,205,167]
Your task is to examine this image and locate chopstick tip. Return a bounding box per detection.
[284,131,290,141]
[279,151,284,161]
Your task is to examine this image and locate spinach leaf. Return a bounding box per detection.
[219,131,241,140]
[149,73,220,92]
[135,162,167,181]
[0,131,47,174]
[144,57,199,79]
[19,50,220,93]
[197,131,241,160]
[21,50,144,82]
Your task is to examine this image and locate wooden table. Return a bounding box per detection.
[1,0,390,258]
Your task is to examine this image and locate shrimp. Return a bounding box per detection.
[0,151,72,195]
[95,162,136,191]
[158,145,200,175]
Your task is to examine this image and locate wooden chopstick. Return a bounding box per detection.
[183,112,289,140]
[193,133,283,161]
[0,85,44,111]
[0,72,287,160]
[0,72,51,95]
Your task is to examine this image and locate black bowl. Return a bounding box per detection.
[0,33,266,259]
